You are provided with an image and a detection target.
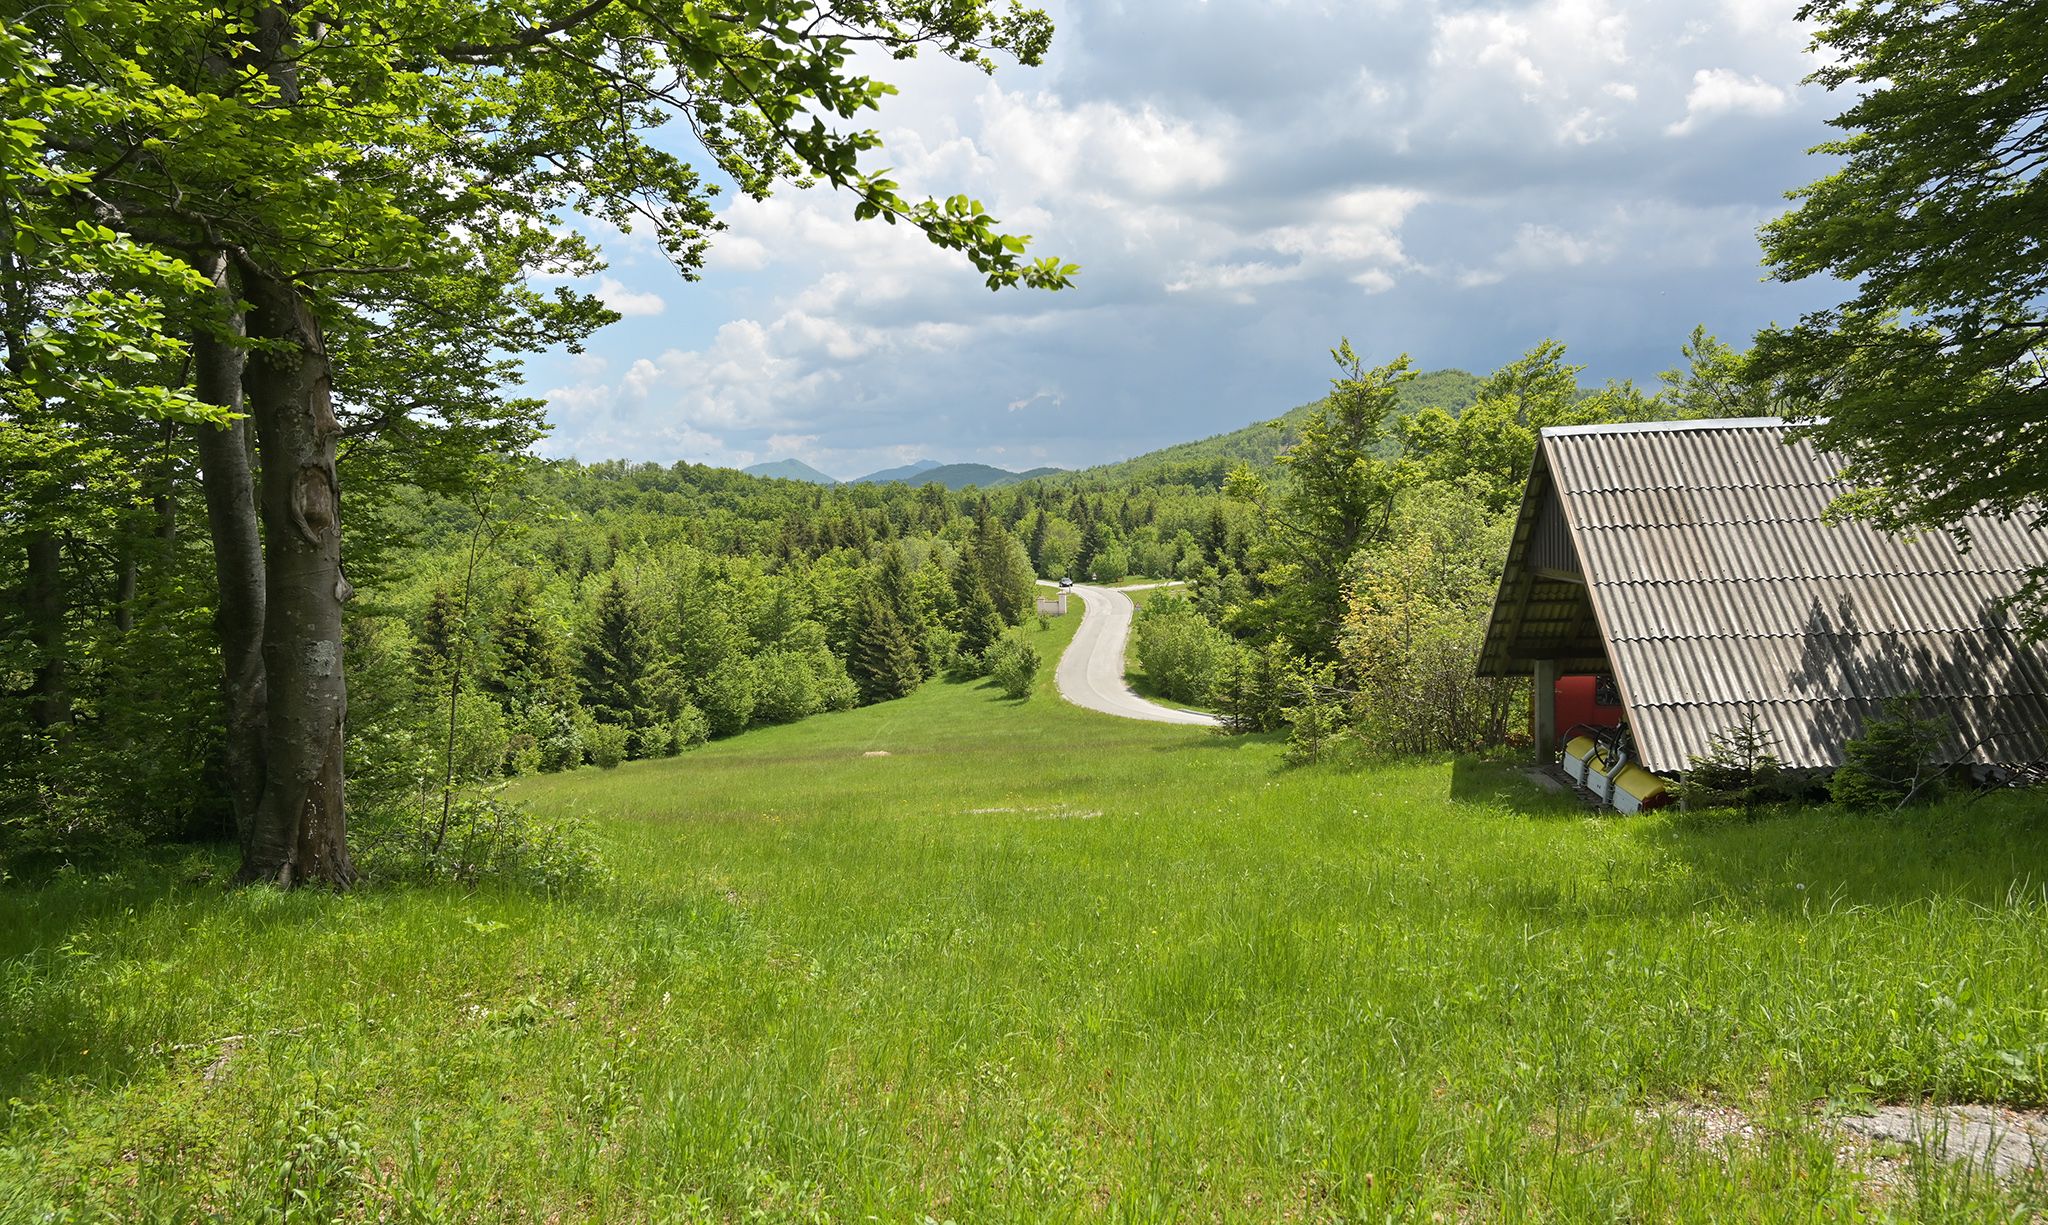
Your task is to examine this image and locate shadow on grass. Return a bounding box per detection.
[1448,756,1587,817]
[1641,791,2048,914]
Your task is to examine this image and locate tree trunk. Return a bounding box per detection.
[238,267,354,887]
[193,250,268,850]
[23,531,70,729]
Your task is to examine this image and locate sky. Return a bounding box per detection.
[526,0,1848,481]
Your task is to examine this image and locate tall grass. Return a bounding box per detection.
[5,605,2048,1219]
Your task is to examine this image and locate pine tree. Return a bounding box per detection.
[969,514,1031,619]
[1076,518,1109,577]
[955,581,1007,669]
[849,590,923,703]
[579,573,650,727]
[488,576,566,703]
[1028,508,1050,572]
[413,588,459,689]
[1683,705,1788,816]
[1204,504,1229,566]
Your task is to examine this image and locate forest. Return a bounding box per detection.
[0,319,1770,879]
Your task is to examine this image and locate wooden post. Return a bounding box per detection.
[1532,658,1559,764]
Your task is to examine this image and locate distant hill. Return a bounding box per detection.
[841,461,1067,490]
[742,458,838,485]
[916,463,1042,490]
[848,458,943,485]
[1076,368,1483,485]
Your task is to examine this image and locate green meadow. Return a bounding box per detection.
[6,603,2048,1221]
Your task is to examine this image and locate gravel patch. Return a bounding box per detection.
[1835,1104,2048,1179]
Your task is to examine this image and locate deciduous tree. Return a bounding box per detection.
[1751,0,2048,625]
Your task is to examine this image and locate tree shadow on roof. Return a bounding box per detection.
[1776,590,2047,767]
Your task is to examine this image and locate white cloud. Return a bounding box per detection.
[596,275,665,317]
[1165,260,1302,299]
[978,90,1232,198]
[1667,68,1790,135]
[529,0,1840,471]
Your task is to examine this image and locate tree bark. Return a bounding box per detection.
[193,250,268,850]
[238,266,354,888]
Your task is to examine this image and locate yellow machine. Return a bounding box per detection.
[1563,727,1672,813]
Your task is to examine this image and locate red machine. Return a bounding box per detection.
[1554,675,1623,735]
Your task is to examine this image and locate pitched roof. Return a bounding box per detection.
[1477,418,2048,773]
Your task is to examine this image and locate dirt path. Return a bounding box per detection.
[1043,582,1220,727]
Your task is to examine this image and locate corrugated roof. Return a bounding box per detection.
[1477,418,2048,773]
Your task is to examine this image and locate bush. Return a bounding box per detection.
[516,700,583,773]
[1211,641,1289,734]
[1335,520,1520,755]
[696,657,758,737]
[1683,705,1791,815]
[668,702,711,753]
[354,793,611,894]
[752,650,823,724]
[1831,694,1946,809]
[584,722,630,769]
[1089,546,1129,584]
[988,632,1039,699]
[1132,595,1234,704]
[1282,661,1347,765]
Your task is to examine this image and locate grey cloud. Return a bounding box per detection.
[530,0,1848,471]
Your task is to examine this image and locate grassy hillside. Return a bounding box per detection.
[1079,368,1482,485]
[6,602,2048,1218]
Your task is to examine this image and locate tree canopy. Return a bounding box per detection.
[1751,0,2048,621]
[1,0,1075,886]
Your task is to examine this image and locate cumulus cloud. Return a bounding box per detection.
[1667,68,1790,135]
[526,0,1839,471]
[596,275,665,317]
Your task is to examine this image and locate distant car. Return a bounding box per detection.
[1058,577,1074,589]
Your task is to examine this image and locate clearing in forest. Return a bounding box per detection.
[5,610,2048,1219]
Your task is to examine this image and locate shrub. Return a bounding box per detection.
[1132,595,1234,704]
[812,650,860,711]
[988,633,1039,699]
[1683,705,1790,815]
[1831,694,1947,809]
[584,722,630,769]
[1282,660,1347,765]
[517,700,583,773]
[1211,641,1289,734]
[1089,546,1129,584]
[1335,519,1519,755]
[503,732,542,776]
[753,650,823,724]
[354,793,611,894]
[696,656,758,736]
[668,702,711,753]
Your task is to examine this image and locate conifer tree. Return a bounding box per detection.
[487,576,565,704]
[850,590,924,703]
[579,574,651,728]
[956,582,1007,669]
[413,588,459,689]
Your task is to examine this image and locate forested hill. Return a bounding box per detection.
[1075,368,1482,486]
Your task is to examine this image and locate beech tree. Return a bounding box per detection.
[5,0,1072,885]
[1751,0,2048,624]
[1248,342,1415,657]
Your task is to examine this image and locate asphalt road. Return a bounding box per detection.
[1043,581,1221,727]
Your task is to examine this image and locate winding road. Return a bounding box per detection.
[1042,581,1220,727]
